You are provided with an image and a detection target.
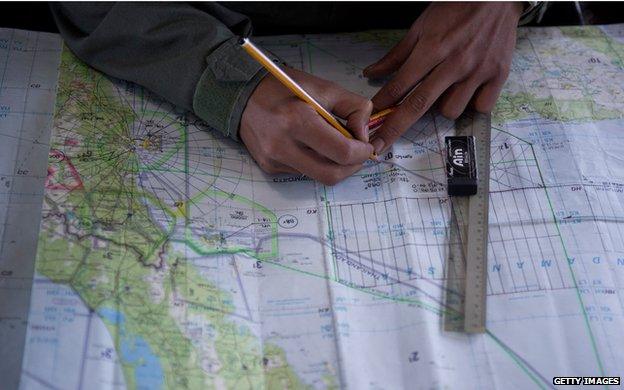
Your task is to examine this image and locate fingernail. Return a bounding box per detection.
[363,125,369,142]
[372,138,385,154]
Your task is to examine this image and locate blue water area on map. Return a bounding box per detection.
[98,308,164,389]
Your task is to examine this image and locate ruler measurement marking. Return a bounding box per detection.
[464,114,491,333]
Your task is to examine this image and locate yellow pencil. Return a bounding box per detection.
[369,108,394,122]
[240,38,376,159]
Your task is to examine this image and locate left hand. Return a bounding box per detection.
[363,2,523,154]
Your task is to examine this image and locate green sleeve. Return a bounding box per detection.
[193,37,268,141]
[50,2,268,141]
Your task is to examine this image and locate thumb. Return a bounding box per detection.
[370,113,409,155]
[345,99,373,142]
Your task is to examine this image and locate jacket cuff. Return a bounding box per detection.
[193,36,268,141]
[519,2,548,25]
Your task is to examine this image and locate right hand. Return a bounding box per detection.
[240,68,375,186]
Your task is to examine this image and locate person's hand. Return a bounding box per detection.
[240,68,374,185]
[363,2,523,154]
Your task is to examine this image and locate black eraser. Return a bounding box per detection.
[445,136,478,196]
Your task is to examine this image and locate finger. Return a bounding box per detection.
[472,76,506,114]
[371,40,445,111]
[330,91,374,142]
[289,69,373,142]
[363,31,419,79]
[371,62,456,154]
[438,79,481,120]
[255,156,299,175]
[284,144,364,186]
[295,107,374,165]
[268,160,299,175]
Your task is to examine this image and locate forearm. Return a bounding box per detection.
[51,2,267,140]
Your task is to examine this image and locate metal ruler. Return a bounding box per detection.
[444,112,491,333]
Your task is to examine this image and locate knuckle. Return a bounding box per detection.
[405,92,429,114]
[386,82,405,101]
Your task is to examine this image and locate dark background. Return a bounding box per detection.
[1,2,624,35]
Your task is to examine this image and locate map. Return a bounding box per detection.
[7,24,624,389]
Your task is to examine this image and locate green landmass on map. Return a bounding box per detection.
[494,26,624,125]
[36,46,308,390]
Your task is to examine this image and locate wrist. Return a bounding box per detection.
[193,37,274,142]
